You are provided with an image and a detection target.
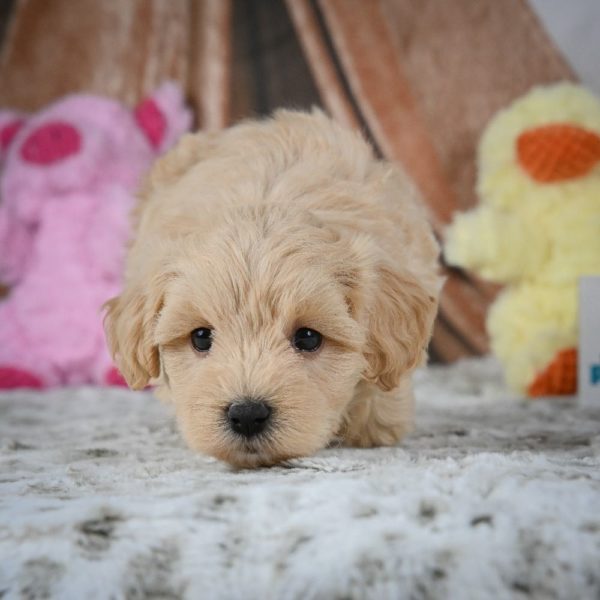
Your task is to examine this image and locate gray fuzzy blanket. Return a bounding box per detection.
[1,359,599,600]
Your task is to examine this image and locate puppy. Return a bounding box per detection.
[105,110,442,468]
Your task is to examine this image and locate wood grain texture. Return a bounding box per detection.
[0,0,232,128]
[430,317,475,363]
[190,0,232,130]
[379,0,577,212]
[0,0,190,109]
[285,0,360,130]
[237,0,321,118]
[317,0,457,229]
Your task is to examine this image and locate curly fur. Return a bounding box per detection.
[105,109,442,467]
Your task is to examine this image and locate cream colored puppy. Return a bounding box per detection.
[105,110,442,468]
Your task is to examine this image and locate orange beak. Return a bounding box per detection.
[516,123,600,183]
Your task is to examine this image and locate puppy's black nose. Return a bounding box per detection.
[227,399,272,437]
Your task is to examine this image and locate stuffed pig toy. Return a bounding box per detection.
[0,83,192,388]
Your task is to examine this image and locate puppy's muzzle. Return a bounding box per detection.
[227,399,272,438]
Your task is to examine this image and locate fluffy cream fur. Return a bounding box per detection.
[105,110,442,468]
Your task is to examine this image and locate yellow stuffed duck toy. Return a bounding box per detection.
[445,82,600,397]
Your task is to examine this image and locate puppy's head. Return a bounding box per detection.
[105,113,439,468]
[105,211,436,467]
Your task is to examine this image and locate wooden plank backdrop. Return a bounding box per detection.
[0,0,576,362]
[0,0,231,124]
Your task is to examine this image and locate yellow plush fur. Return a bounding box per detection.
[105,110,441,467]
[445,83,600,393]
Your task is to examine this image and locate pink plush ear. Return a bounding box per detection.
[0,111,27,158]
[134,97,166,149]
[134,81,192,153]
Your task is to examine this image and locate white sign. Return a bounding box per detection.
[579,276,600,405]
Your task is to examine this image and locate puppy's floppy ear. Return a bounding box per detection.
[103,272,170,390]
[362,262,439,391]
[333,234,438,389]
[105,132,215,388]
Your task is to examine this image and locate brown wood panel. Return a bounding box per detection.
[317,0,457,229]
[285,0,360,130]
[379,0,577,212]
[0,0,232,128]
[190,0,232,130]
[430,318,476,364]
[231,0,320,121]
[0,0,191,109]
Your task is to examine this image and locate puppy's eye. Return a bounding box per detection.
[191,328,213,352]
[292,327,322,352]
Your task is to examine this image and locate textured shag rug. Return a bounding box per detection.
[1,358,599,600]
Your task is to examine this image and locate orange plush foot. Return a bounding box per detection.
[527,347,577,397]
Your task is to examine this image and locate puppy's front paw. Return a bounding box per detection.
[338,380,414,448]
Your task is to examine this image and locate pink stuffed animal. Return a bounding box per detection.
[0,83,191,389]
